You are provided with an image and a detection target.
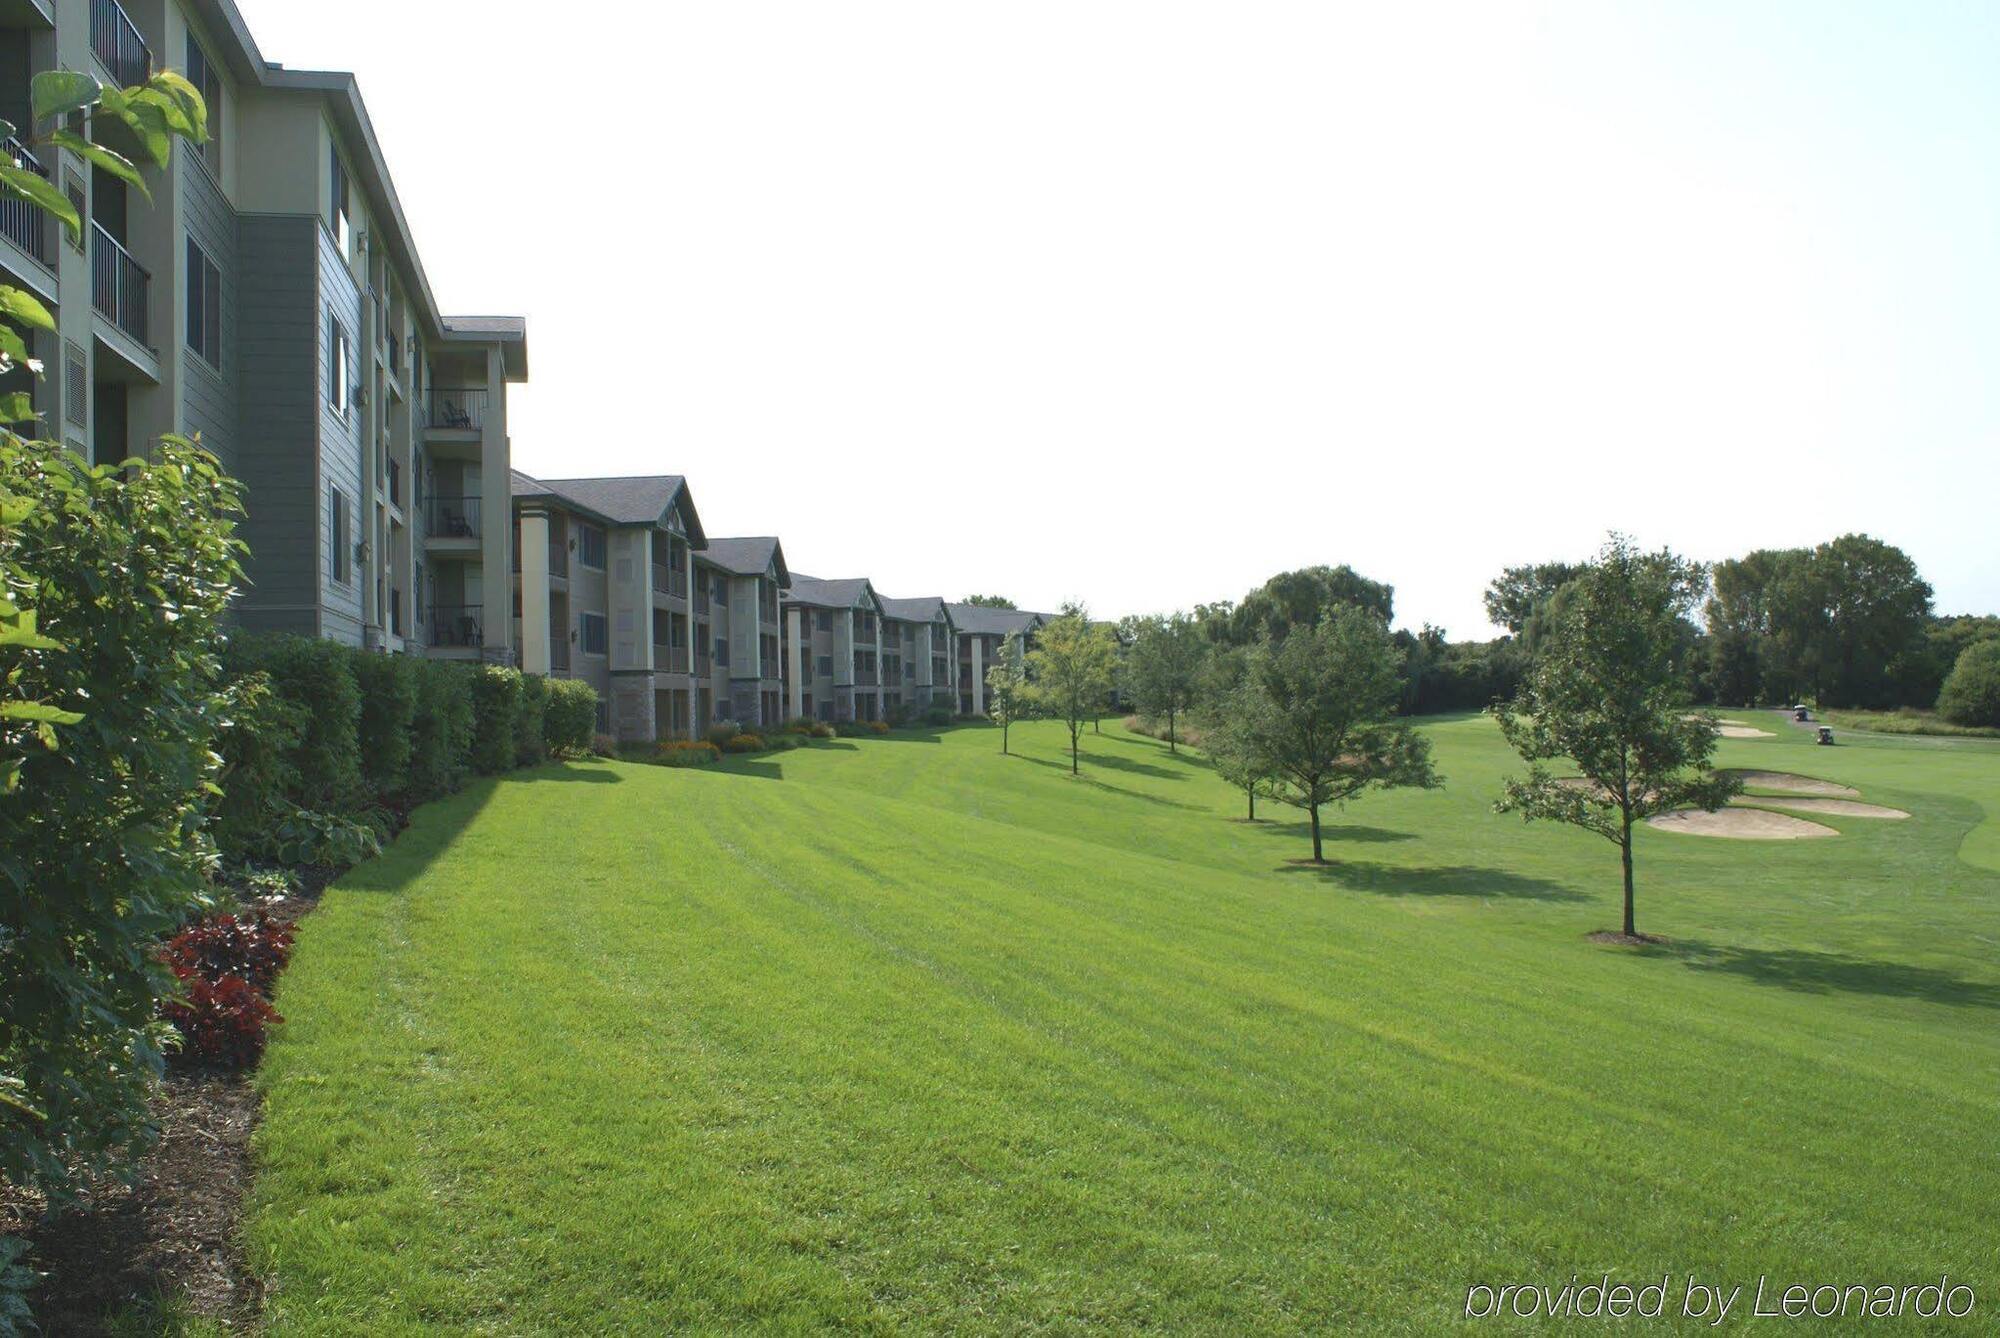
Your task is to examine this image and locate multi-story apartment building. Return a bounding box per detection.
[946,604,1046,716]
[693,537,788,731]
[782,575,886,724]
[1,0,525,659]
[876,596,958,715]
[510,471,705,743]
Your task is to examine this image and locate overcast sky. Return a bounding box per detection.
[235,0,1999,634]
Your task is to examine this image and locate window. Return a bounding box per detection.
[816,655,833,679]
[817,701,834,722]
[816,610,832,632]
[185,237,221,367]
[330,148,352,255]
[328,487,350,585]
[326,311,352,418]
[186,33,223,172]
[578,524,607,570]
[63,170,85,255]
[594,698,609,733]
[580,612,607,656]
[716,638,729,667]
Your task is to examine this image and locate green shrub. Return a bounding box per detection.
[867,720,890,735]
[1,436,244,1202]
[704,722,740,747]
[353,651,418,802]
[834,720,867,738]
[764,732,803,752]
[809,721,836,739]
[721,733,765,753]
[656,739,721,767]
[544,679,599,757]
[923,705,952,726]
[409,659,474,800]
[228,633,363,812]
[781,717,817,735]
[1937,640,2000,727]
[211,670,305,861]
[515,671,549,768]
[470,665,523,775]
[238,804,384,869]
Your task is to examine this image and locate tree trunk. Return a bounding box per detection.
[1071,726,1079,775]
[1002,718,1009,755]
[1621,813,1636,936]
[1310,801,1323,862]
[1246,786,1255,821]
[1167,705,1177,754]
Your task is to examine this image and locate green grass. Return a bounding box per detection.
[1824,707,2000,740]
[247,711,2000,1333]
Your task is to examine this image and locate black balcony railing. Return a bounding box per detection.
[424,387,487,430]
[91,221,149,345]
[430,604,484,649]
[549,540,568,578]
[426,494,481,539]
[694,586,710,614]
[655,645,689,674]
[91,0,152,88]
[550,637,571,673]
[1,139,50,264]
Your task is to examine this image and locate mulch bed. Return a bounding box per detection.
[1586,929,1672,947]
[1,822,388,1333]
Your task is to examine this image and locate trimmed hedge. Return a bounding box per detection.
[515,671,549,768]
[409,658,475,801]
[354,651,418,801]
[544,679,599,757]
[230,634,364,812]
[470,664,524,775]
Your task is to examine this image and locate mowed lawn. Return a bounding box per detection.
[248,714,2000,1333]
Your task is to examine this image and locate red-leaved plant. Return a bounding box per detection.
[160,911,294,1068]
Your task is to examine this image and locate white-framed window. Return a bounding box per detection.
[186,236,222,367]
[578,523,607,570]
[328,486,350,585]
[327,311,353,418]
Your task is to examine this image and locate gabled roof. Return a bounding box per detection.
[785,574,879,612]
[946,603,1046,637]
[511,473,706,545]
[878,595,953,627]
[697,537,789,585]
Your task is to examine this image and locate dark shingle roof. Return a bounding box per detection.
[946,603,1044,637]
[509,472,705,545]
[878,595,950,625]
[786,574,877,610]
[698,537,788,584]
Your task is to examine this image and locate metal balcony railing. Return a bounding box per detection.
[1,139,50,263]
[387,459,402,507]
[855,668,880,686]
[424,387,487,430]
[91,0,152,88]
[548,540,567,578]
[427,494,481,540]
[430,604,484,649]
[91,222,149,345]
[550,638,571,673]
[655,644,689,674]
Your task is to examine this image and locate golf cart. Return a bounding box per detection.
[1793,704,1812,722]
[1817,726,1836,745]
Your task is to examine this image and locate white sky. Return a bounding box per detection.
[234,0,2000,635]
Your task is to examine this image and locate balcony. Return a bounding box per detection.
[1,139,50,265]
[694,586,710,615]
[430,604,484,649]
[91,221,149,345]
[651,563,688,600]
[387,459,402,508]
[426,494,481,540]
[655,644,690,674]
[855,668,880,687]
[550,638,571,673]
[424,387,488,431]
[548,539,568,579]
[389,588,404,638]
[90,0,151,88]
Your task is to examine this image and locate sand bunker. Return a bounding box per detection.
[1647,808,1837,840]
[1734,797,1909,820]
[1717,722,1775,738]
[1723,770,1860,798]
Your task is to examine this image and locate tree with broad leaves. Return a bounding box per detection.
[1124,611,1208,752]
[962,594,1016,609]
[1027,604,1118,776]
[1494,535,1740,939]
[985,634,1029,754]
[1241,605,1438,861]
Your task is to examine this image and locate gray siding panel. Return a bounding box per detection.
[179,146,238,469]
[232,214,320,625]
[317,227,364,645]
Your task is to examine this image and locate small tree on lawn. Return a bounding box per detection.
[1494,535,1740,939]
[1199,680,1278,820]
[1028,604,1118,776]
[986,634,1029,754]
[1243,605,1438,861]
[1126,611,1208,752]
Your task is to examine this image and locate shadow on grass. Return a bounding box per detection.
[1269,821,1416,845]
[1015,753,1207,810]
[512,761,623,784]
[1275,859,1589,902]
[715,757,786,782]
[1084,751,1190,781]
[1640,940,2000,1009]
